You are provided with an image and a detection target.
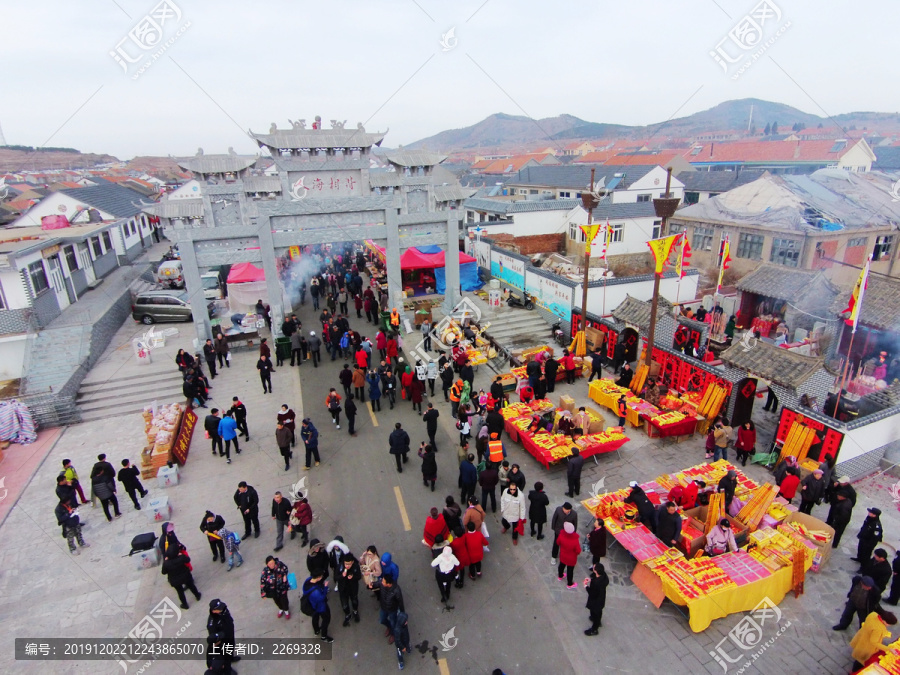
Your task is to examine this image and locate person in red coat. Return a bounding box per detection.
[422,508,449,554]
[449,528,471,588]
[386,335,399,368]
[353,294,363,319]
[667,480,700,510]
[561,349,577,384]
[460,521,489,581]
[354,347,369,370]
[734,421,757,467]
[375,330,387,359]
[556,521,582,588]
[410,377,425,413]
[778,467,801,504]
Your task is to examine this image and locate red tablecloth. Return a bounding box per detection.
[581,437,629,459]
[643,415,698,439]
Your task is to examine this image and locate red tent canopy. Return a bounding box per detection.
[227,262,265,283]
[366,241,476,269]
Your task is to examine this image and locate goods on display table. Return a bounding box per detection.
[140,403,184,480]
[582,460,825,632]
[437,317,494,366]
[778,421,820,464]
[589,379,699,438]
[499,398,628,467]
[858,637,900,673]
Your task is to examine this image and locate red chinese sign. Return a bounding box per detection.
[775,409,844,462]
[172,408,198,466]
[646,344,734,401]
[570,311,617,359]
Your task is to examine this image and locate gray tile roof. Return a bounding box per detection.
[591,201,659,219]
[385,150,448,167]
[433,185,476,202]
[141,199,204,218]
[243,176,282,193]
[830,274,900,332]
[736,264,839,302]
[507,164,655,190]
[251,127,385,150]
[611,295,673,331]
[58,184,147,218]
[677,169,766,193]
[177,154,258,175]
[720,341,825,389]
[463,198,579,215]
[873,147,900,171]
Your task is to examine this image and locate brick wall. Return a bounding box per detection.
[0,309,31,335]
[491,233,564,256]
[32,289,61,328]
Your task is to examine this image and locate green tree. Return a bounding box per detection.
[763,123,771,135]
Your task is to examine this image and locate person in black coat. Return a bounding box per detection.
[528,482,549,539]
[588,518,607,563]
[419,443,438,491]
[566,447,584,498]
[587,349,605,382]
[257,355,274,394]
[584,563,609,635]
[91,454,121,522]
[884,552,900,606]
[162,543,202,610]
[206,599,237,671]
[624,483,655,530]
[205,409,223,456]
[833,575,882,631]
[612,342,625,374]
[200,511,227,563]
[234,482,260,539]
[389,423,411,473]
[118,459,148,510]
[486,409,505,438]
[827,484,856,548]
[423,403,440,452]
[56,473,78,509]
[337,553,362,626]
[306,539,330,580]
[862,549,893,594]
[543,356,559,393]
[654,502,683,548]
[490,376,504,402]
[615,363,633,388]
[798,469,826,515]
[717,470,738,511]
[854,507,885,567]
[345,394,358,436]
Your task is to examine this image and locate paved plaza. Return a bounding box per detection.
[1,294,897,675]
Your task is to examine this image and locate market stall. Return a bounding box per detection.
[365,241,483,297]
[499,399,629,468]
[140,402,186,479]
[583,460,831,632]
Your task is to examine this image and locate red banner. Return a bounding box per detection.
[646,344,733,401]
[570,311,618,359]
[172,408,198,466]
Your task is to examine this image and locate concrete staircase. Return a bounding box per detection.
[77,368,185,422]
[483,306,556,353]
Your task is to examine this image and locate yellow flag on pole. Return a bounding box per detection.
[646,233,681,275]
[580,222,600,254]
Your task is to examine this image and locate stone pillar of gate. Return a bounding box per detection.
[180,240,211,346]
[258,220,284,337]
[385,210,404,321]
[442,211,462,316]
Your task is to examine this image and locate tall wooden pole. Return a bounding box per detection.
[644,167,674,366]
[580,168,596,334]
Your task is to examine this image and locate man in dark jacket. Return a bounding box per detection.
[205,408,223,456]
[717,470,739,511]
[615,363,633,388]
[528,482,550,539]
[230,397,249,440]
[206,599,237,671]
[301,418,321,469]
[588,349,605,382]
[479,462,499,513]
[308,331,322,368]
[550,502,578,563]
[486,409,505,438]
[302,571,334,643]
[345,394,358,437]
[337,552,362,626]
[91,454,121,522]
[423,403,440,452]
[490,376,504,402]
[566,447,584,498]
[624,483,656,529]
[163,544,202,610]
[368,574,405,643]
[828,480,856,548]
[584,562,609,635]
[200,511,226,563]
[55,499,89,554]
[234,482,260,539]
[525,359,541,391]
[257,354,274,394]
[276,422,293,471]
[854,507,885,567]
[389,422,410,473]
[544,356,559,393]
[862,549,893,594]
[291,330,304,367]
[272,491,292,551]
[459,454,478,505]
[654,502,683,548]
[833,575,882,630]
[884,552,900,606]
[798,468,826,515]
[56,473,77,509]
[339,364,353,398]
[612,341,625,374]
[203,339,218,379]
[118,459,148,510]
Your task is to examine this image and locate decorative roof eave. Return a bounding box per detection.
[720,341,824,390]
[141,199,205,219]
[250,127,386,150]
[385,151,448,168]
[176,154,258,175]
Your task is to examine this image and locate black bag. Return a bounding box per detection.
[129,532,158,556]
[299,593,315,617]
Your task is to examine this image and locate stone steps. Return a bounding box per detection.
[76,369,186,422]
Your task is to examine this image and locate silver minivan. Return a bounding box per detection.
[131,290,216,324]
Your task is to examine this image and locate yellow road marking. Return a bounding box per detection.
[394,486,411,531]
[438,658,450,675]
[367,401,379,427]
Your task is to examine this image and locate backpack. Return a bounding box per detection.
[329,395,341,412]
[299,592,315,616]
[231,530,241,546]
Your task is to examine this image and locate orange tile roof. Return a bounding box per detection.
[573,149,619,164]
[683,139,863,163]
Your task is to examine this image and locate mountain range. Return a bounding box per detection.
[404,98,900,153]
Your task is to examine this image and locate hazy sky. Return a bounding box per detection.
[1,0,895,159]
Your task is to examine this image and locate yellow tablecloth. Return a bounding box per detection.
[589,381,641,427]
[659,561,806,633]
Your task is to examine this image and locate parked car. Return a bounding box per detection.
[131,290,216,325]
[156,260,184,288]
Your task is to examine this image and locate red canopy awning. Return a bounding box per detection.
[364,241,476,270]
[227,262,265,283]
